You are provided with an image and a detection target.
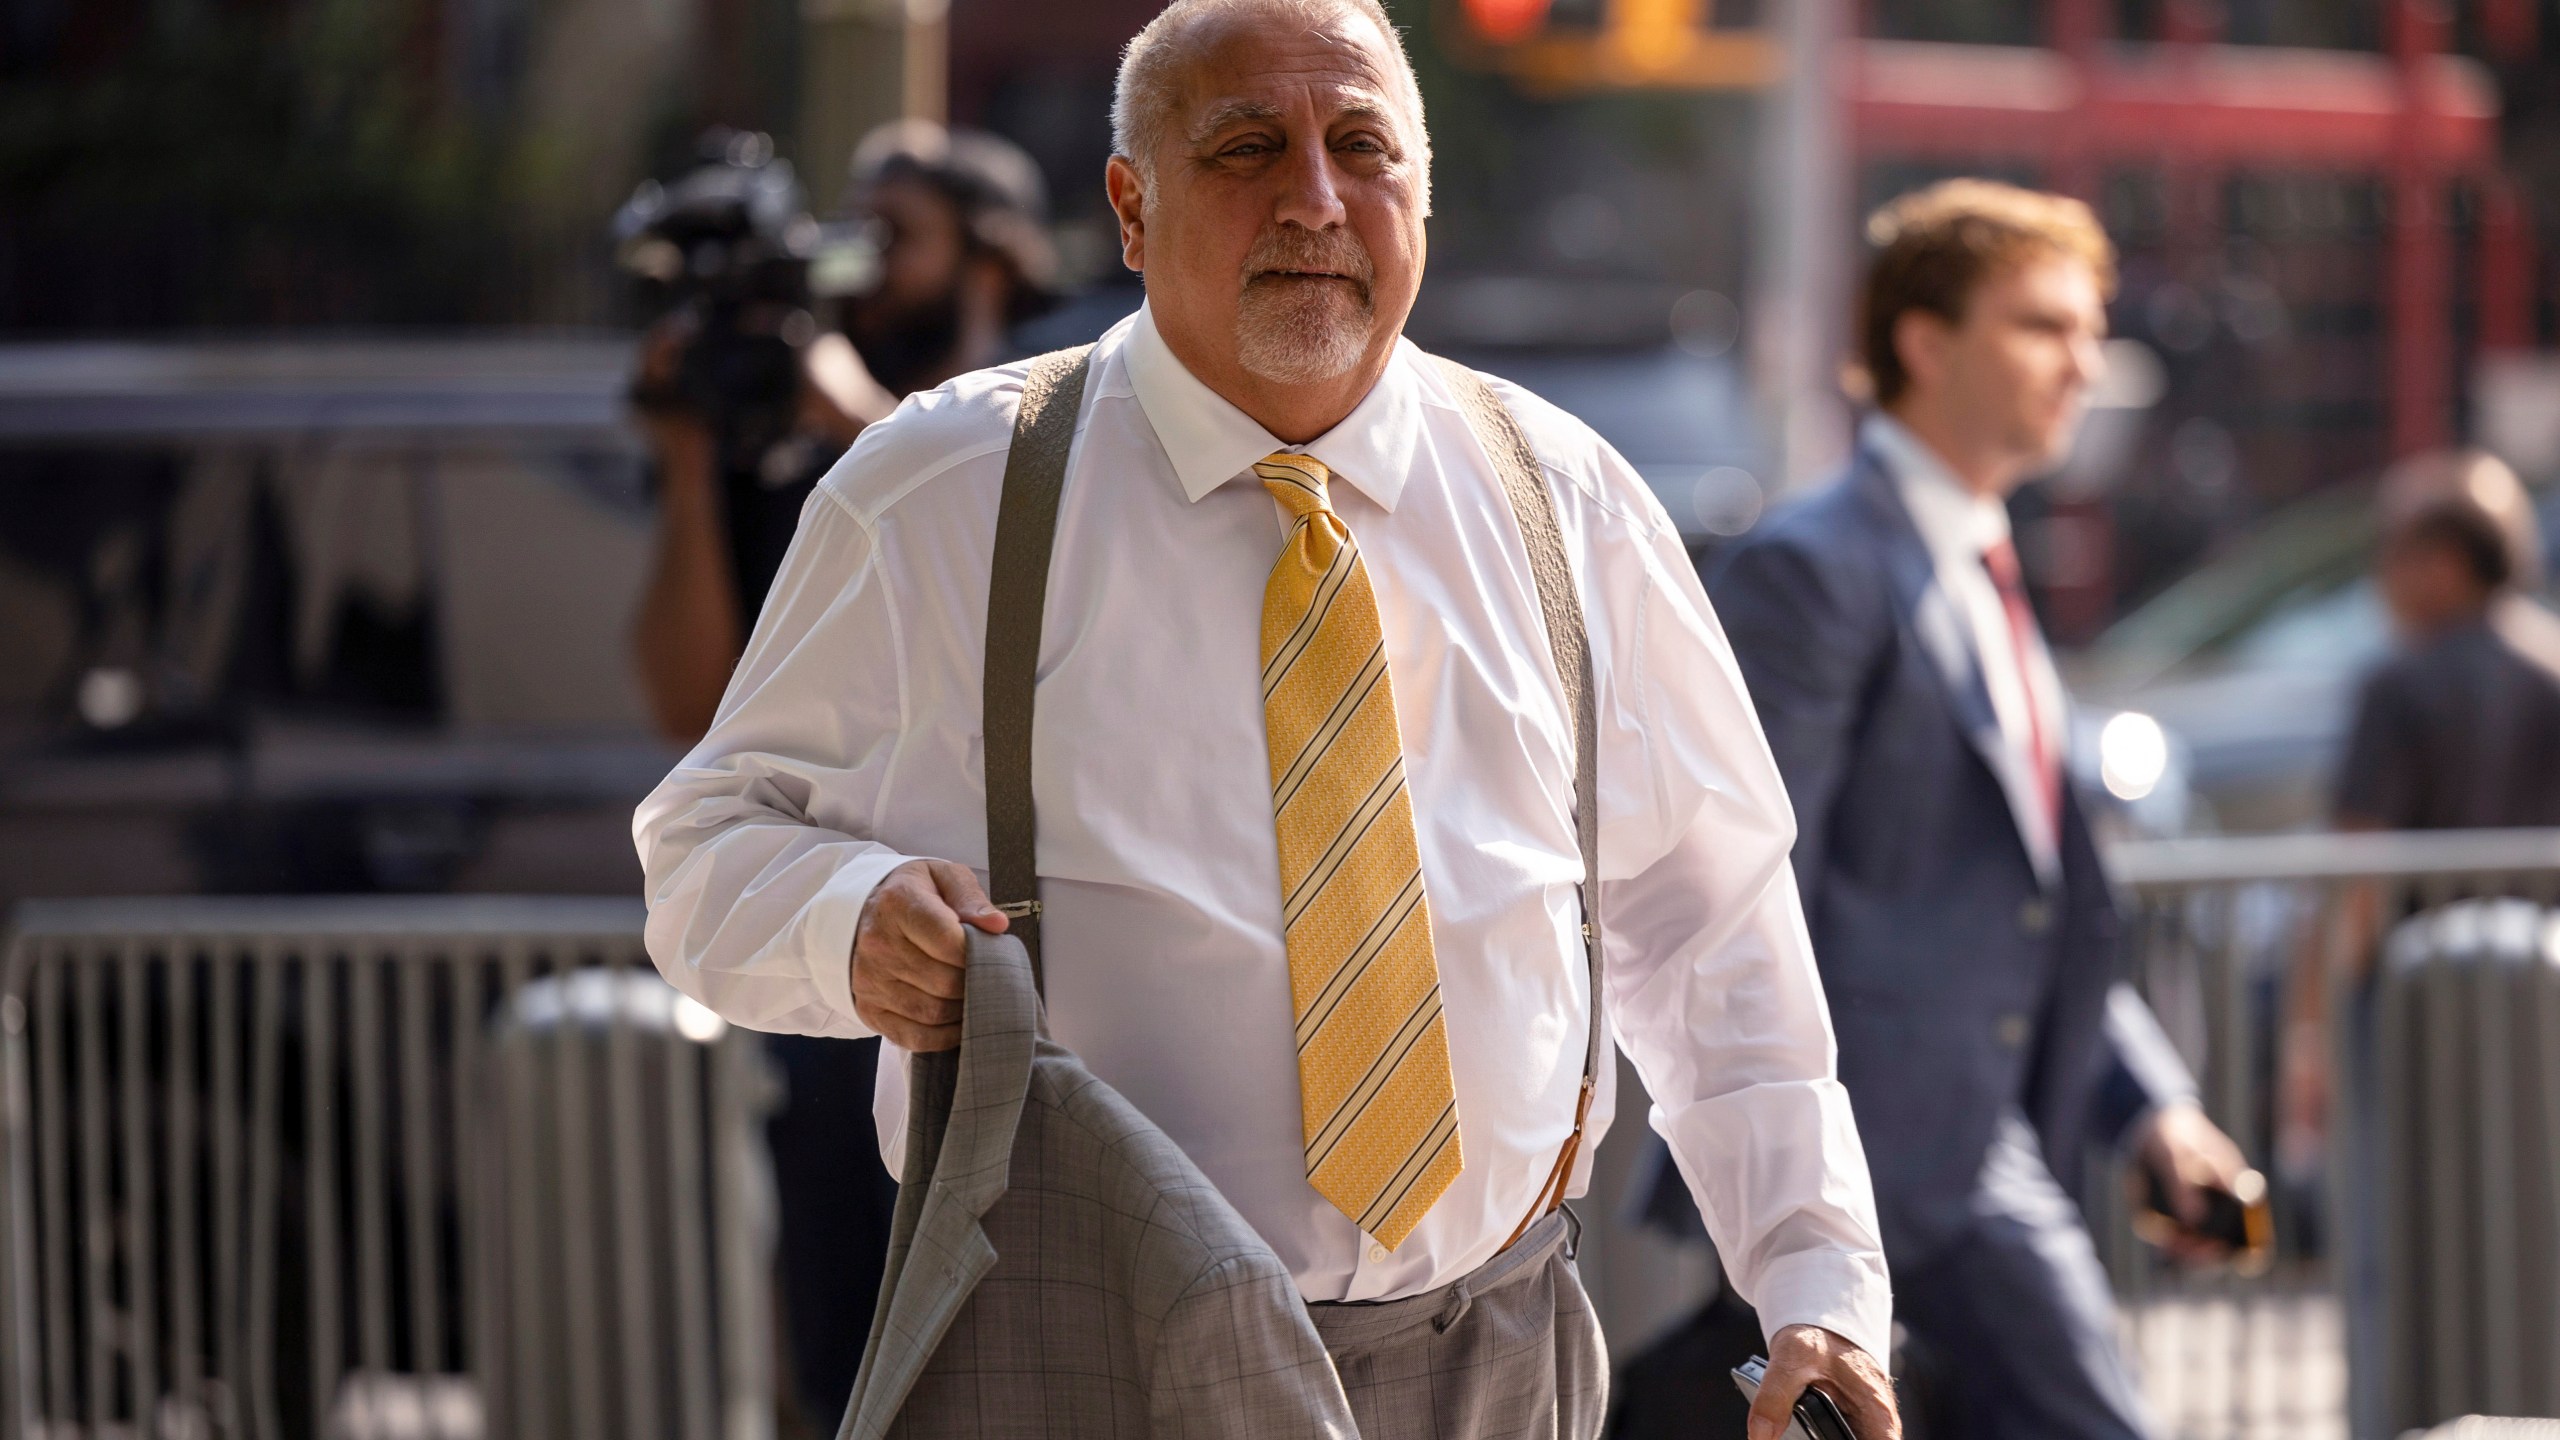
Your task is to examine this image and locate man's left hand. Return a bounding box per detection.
[1749,1324,1899,1440]
[2132,1100,2250,1262]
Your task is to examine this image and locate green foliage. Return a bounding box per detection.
[0,0,552,327]
[1381,0,1749,285]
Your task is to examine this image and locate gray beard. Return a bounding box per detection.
[1234,278,1372,385]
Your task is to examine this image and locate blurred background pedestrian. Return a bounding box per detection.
[2338,450,2560,836]
[2280,450,2560,1156]
[1631,181,2250,1440]
[626,120,1059,745]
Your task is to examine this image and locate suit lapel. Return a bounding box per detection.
[1849,453,2057,881]
[1851,458,2004,759]
[845,933,1043,1438]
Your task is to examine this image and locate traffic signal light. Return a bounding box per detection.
[1445,0,1778,93]
[1461,0,1555,44]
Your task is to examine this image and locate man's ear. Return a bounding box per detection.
[1104,156,1148,274]
[1893,308,1950,399]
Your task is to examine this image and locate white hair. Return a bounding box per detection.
[1111,0,1431,208]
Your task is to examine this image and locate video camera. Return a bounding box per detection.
[613,130,876,471]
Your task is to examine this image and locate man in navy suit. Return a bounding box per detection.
[1707,181,2248,1439]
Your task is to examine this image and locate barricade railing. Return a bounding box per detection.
[2103,828,2560,1440]
[0,897,776,1440]
[15,837,2560,1440]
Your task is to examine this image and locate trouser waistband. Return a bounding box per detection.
[1301,1208,1579,1349]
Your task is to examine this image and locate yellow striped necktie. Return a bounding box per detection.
[1254,452,1461,1251]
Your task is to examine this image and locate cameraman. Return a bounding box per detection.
[631,121,1059,743]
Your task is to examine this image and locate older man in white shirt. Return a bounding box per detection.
[635,1,1896,1434]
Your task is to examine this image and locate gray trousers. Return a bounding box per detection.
[1896,1115,2156,1440]
[1305,1211,1607,1440]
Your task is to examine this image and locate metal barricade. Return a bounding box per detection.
[2107,828,2560,1440]
[2375,899,2560,1430]
[0,897,776,1440]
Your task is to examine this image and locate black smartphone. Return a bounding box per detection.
[2134,1165,2272,1270]
[1731,1356,1857,1440]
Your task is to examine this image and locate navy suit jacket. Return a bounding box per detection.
[1705,447,2193,1265]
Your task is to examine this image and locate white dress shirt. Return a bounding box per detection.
[1864,414,2070,880]
[635,306,1891,1360]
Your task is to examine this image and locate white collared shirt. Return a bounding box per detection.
[1863,413,2069,878]
[635,306,1891,1360]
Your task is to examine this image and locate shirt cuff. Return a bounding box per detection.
[804,848,926,1031]
[1749,1247,1895,1370]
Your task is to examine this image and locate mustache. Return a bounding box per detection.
[1240,228,1375,298]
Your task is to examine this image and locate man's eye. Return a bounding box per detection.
[1221,140,1274,157]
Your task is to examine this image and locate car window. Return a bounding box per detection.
[2220,576,2391,673]
[2083,487,2374,685]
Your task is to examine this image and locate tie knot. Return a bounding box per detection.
[1980,537,2024,590]
[1255,453,1334,520]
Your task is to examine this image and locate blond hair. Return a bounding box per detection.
[1856,179,2117,405]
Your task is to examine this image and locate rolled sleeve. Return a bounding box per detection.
[1749,1249,1896,1366]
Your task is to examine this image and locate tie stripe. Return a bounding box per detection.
[1261,542,1358,701]
[1292,872,1427,1047]
[1304,988,1446,1167]
[1271,641,1389,814]
[1254,452,1462,1252]
[1360,1100,1461,1233]
[1280,760,1405,926]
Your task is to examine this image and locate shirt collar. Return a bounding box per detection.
[1863,412,2011,563]
[1123,301,1420,512]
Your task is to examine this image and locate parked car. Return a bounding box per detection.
[2068,481,2560,833]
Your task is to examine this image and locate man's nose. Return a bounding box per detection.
[1272,136,1348,230]
[2070,333,2107,390]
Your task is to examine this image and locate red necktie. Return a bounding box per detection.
[1981,538,2061,835]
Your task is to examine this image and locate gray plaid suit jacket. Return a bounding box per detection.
[839,930,1357,1438]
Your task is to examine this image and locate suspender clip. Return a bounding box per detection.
[996,900,1043,919]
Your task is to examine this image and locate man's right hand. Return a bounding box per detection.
[851,859,1008,1051]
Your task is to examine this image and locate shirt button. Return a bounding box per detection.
[1367,1242,1389,1264]
[2018,899,2054,936]
[1997,1014,2032,1050]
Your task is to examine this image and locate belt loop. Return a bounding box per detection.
[1432,1281,1474,1335]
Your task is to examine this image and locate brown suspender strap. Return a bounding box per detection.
[981,345,1093,992]
[980,346,1604,1244]
[1428,357,1607,1250]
